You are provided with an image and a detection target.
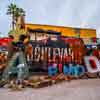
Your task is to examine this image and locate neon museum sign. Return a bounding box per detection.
[29,47,100,77]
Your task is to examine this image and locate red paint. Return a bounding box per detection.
[58,63,63,73]
[89,59,97,69]
[0,37,13,47]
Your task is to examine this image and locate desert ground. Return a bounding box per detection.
[0,79,100,100]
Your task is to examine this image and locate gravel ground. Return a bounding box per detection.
[0,79,100,100]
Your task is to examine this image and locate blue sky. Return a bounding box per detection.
[0,0,100,37]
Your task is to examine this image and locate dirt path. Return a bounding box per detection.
[0,79,100,100]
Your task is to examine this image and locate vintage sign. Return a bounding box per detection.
[24,36,100,77]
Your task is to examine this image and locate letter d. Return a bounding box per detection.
[84,56,100,73]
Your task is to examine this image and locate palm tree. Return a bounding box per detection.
[14,7,25,23]
[7,3,17,30]
[7,3,25,30]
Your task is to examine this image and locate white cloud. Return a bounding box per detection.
[0,0,100,38]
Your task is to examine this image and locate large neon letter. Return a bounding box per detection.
[84,56,100,73]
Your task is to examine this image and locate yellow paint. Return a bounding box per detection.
[80,29,96,38]
[25,24,96,38]
[10,28,27,42]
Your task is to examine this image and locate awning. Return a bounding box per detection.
[28,28,45,33]
[46,30,61,35]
